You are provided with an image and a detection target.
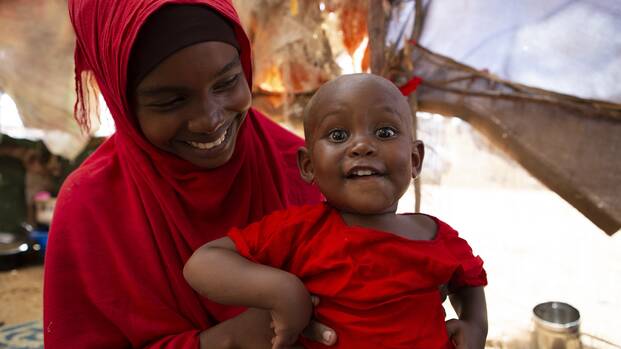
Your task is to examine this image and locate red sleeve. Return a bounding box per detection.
[228,206,306,269]
[442,225,487,293]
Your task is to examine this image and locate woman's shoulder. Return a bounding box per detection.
[251,109,321,205]
[251,108,304,150]
[57,142,121,207]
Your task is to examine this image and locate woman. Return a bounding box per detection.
[44,1,335,347]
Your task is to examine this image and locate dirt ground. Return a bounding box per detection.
[0,266,43,327]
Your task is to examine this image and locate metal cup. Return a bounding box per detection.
[532,301,582,349]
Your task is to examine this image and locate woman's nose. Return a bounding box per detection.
[349,138,376,157]
[187,99,225,134]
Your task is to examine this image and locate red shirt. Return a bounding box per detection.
[229,203,487,349]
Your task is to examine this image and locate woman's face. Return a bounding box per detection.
[133,41,251,168]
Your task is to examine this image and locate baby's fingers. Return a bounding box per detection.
[446,319,467,349]
[271,333,297,349]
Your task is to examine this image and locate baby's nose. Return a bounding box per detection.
[349,140,376,157]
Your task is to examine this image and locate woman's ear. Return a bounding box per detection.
[297,146,315,183]
[411,140,425,179]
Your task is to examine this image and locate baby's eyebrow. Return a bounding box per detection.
[375,105,399,114]
[315,108,348,125]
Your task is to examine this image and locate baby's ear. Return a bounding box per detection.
[411,140,425,178]
[297,146,315,183]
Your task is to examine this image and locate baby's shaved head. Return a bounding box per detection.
[303,74,412,144]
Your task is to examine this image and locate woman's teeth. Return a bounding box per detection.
[187,130,227,150]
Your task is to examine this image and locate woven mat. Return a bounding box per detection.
[0,321,43,349]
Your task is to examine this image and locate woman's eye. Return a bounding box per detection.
[149,96,186,109]
[213,74,240,92]
[376,127,397,139]
[328,129,348,142]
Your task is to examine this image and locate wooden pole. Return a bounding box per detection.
[367,0,386,75]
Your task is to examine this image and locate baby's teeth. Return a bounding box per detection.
[355,170,373,176]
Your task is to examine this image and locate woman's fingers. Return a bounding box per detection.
[301,320,337,346]
[303,296,336,346]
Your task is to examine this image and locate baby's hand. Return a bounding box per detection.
[446,318,485,349]
[270,315,305,349]
[268,275,313,349]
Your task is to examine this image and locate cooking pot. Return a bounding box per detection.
[0,231,31,271]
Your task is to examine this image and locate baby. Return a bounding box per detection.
[184,74,488,349]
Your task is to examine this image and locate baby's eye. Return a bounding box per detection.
[328,129,348,143]
[375,127,397,139]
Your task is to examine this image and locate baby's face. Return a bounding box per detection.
[300,75,421,215]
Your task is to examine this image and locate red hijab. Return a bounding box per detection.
[44,1,319,347]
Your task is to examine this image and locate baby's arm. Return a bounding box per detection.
[183,237,313,349]
[448,286,488,349]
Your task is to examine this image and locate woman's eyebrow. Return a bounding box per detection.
[215,56,241,77]
[137,86,186,97]
[136,57,241,97]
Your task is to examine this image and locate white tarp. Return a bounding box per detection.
[415,0,621,103]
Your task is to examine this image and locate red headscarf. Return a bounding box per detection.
[43,1,320,347]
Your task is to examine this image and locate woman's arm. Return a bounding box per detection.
[448,286,488,349]
[184,237,313,348]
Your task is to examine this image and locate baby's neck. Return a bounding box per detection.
[339,210,437,241]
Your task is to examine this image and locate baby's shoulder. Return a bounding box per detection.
[406,213,463,241]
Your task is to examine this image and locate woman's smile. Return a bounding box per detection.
[185,131,227,150]
[174,111,245,162]
[180,116,233,151]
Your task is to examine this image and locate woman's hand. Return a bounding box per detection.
[300,296,337,346]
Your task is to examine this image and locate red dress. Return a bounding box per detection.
[229,203,487,349]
